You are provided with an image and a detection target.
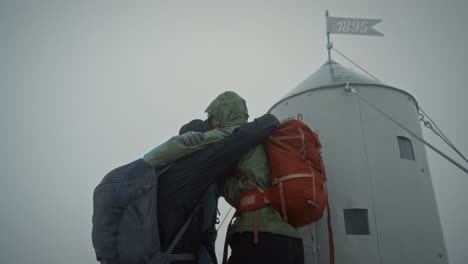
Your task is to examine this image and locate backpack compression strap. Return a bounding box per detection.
[232,171,269,245]
[139,203,201,264]
[135,165,198,264]
[233,129,318,217]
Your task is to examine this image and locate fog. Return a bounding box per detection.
[0,1,466,263]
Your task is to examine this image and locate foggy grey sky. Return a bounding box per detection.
[0,1,467,263]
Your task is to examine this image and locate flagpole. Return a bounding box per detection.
[326,10,332,61]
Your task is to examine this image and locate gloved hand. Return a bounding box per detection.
[179,131,204,146]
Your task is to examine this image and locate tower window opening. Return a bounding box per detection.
[397,136,415,160]
[344,209,370,235]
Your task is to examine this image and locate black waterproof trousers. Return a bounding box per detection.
[228,232,304,264]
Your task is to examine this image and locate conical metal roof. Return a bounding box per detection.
[270,59,417,111]
[285,59,387,98]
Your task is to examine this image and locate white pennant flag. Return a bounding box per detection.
[327,16,383,36]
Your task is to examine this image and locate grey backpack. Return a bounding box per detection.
[92,159,197,264]
[92,114,280,264]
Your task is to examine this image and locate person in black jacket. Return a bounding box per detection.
[92,114,279,264]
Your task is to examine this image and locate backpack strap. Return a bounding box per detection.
[200,184,220,264]
[233,170,265,193]
[253,209,260,244]
[167,203,202,254]
[221,213,237,264]
[144,253,196,264]
[115,159,145,205]
[220,206,262,264]
[231,170,269,248]
[140,204,200,264]
[115,161,174,206]
[269,136,307,160]
[276,172,315,222]
[236,190,269,212]
[137,164,197,264]
[233,170,270,214]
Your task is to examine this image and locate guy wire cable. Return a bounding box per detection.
[419,107,468,163]
[217,207,233,231]
[334,46,468,170]
[351,90,468,174]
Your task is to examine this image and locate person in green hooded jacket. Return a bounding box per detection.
[146,91,304,264]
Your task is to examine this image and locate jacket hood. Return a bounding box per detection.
[205,91,249,128]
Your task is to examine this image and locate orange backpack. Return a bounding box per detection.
[235,119,327,227]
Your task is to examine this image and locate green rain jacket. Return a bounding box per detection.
[144,91,299,239]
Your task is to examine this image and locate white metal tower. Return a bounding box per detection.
[268,60,448,264]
